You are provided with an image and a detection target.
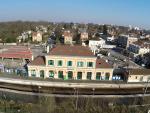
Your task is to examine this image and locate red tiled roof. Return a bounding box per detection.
[29,56,45,66]
[128,69,150,75]
[0,46,32,59]
[96,58,113,68]
[49,45,95,57]
[63,31,73,37]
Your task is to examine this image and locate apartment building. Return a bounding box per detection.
[28,45,113,80]
[62,30,73,44]
[117,35,138,48]
[128,41,150,56]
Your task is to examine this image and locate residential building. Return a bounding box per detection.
[127,69,150,82]
[128,41,150,56]
[142,53,150,67]
[117,35,138,48]
[89,38,105,54]
[28,45,113,80]
[89,38,116,55]
[80,32,88,41]
[32,31,43,42]
[62,30,73,44]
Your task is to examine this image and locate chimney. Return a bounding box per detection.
[47,45,50,53]
[32,55,34,61]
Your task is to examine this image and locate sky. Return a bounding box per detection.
[0,0,150,29]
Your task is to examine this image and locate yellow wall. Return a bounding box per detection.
[28,55,113,80]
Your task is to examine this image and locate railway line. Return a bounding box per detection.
[0,77,150,95]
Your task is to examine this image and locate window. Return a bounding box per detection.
[67,61,72,66]
[40,70,44,78]
[77,62,84,67]
[58,60,63,66]
[48,60,54,66]
[49,71,54,78]
[77,72,82,80]
[68,71,73,80]
[105,73,110,80]
[31,70,36,77]
[58,71,63,79]
[87,62,93,67]
[87,72,92,80]
[135,76,137,79]
[96,72,101,80]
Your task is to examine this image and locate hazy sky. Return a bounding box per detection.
[0,0,150,29]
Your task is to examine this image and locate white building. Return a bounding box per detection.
[89,38,105,54]
[117,35,138,48]
[32,31,43,42]
[128,41,150,56]
[107,36,115,42]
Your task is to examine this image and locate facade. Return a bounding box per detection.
[89,38,105,54]
[32,31,43,42]
[63,31,73,44]
[128,41,150,56]
[28,45,113,80]
[89,38,115,55]
[117,35,138,48]
[80,32,88,41]
[127,69,150,82]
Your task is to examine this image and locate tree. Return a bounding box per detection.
[103,25,108,35]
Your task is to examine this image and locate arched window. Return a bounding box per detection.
[68,71,73,79]
[49,71,54,78]
[58,71,63,79]
[105,73,110,80]
[77,72,82,80]
[96,72,101,80]
[87,72,92,80]
[40,70,44,78]
[31,70,36,77]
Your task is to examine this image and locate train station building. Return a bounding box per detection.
[28,45,113,80]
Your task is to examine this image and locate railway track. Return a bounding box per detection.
[0,82,149,95]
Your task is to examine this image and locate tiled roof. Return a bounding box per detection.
[0,46,32,59]
[132,41,150,48]
[49,45,95,57]
[63,31,73,37]
[129,69,150,75]
[96,58,113,68]
[29,56,45,66]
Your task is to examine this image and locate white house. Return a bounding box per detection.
[89,38,105,54]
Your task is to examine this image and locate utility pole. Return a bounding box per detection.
[143,80,150,95]
[75,88,79,110]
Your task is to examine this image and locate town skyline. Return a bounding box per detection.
[0,0,150,29]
